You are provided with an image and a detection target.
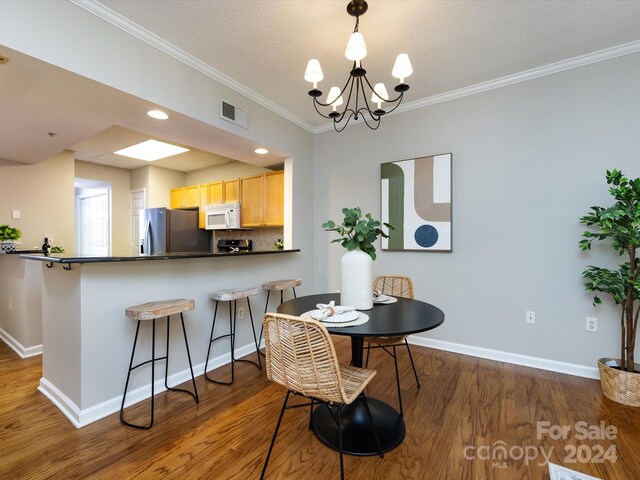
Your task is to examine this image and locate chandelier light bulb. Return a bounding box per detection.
[326,86,344,110]
[304,59,324,88]
[371,83,389,109]
[345,32,367,62]
[392,53,413,83]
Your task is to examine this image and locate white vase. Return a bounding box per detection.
[341,249,373,310]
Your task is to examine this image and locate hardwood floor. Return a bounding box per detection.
[1,338,638,479]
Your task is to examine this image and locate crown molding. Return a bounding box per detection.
[313,39,640,134]
[69,0,316,133]
[70,1,640,136]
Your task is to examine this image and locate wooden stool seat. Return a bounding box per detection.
[209,288,258,302]
[125,299,195,320]
[262,278,302,291]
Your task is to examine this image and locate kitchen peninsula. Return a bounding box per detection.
[21,249,300,428]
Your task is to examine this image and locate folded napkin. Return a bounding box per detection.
[310,301,355,320]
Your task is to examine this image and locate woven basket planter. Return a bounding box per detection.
[598,358,640,407]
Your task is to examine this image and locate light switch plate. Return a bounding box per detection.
[11,209,20,219]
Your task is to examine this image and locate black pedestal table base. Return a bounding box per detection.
[312,397,406,456]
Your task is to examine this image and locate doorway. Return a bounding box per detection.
[130,188,146,256]
[75,178,111,256]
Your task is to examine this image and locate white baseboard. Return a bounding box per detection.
[0,327,42,358]
[408,336,600,380]
[40,340,261,428]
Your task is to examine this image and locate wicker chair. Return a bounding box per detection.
[365,275,420,416]
[260,313,382,480]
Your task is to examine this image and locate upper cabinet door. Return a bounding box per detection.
[170,188,183,209]
[240,175,264,227]
[182,186,200,208]
[224,179,239,203]
[207,182,223,205]
[263,171,284,226]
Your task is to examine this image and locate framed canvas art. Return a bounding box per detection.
[381,153,452,252]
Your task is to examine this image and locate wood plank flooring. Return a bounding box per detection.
[1,338,639,479]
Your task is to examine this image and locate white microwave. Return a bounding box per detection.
[205,202,241,230]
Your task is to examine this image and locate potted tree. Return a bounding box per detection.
[0,224,22,253]
[323,207,392,310]
[579,169,640,406]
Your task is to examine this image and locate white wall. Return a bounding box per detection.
[0,151,75,251]
[314,52,640,368]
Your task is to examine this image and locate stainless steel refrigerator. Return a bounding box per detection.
[140,208,211,255]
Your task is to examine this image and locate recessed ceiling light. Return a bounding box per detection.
[147,110,169,120]
[114,139,189,161]
[255,148,269,155]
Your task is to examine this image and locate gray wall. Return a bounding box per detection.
[314,52,640,368]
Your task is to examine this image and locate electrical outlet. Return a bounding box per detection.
[586,317,598,333]
[237,307,245,319]
[526,311,536,325]
[7,297,12,311]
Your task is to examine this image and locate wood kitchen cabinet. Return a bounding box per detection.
[206,179,239,205]
[170,185,200,209]
[240,170,284,227]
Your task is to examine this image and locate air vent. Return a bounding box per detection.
[0,54,9,65]
[220,100,249,129]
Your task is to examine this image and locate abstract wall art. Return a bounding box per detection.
[381,153,452,252]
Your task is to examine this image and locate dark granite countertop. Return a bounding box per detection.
[2,249,44,255]
[20,249,300,265]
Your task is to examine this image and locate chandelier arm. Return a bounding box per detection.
[334,111,355,132]
[310,75,355,108]
[358,107,382,130]
[378,93,405,115]
[361,75,404,104]
[312,99,340,119]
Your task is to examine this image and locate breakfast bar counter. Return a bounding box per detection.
[21,249,302,428]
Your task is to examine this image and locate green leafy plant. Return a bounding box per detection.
[322,207,393,260]
[579,169,640,372]
[0,224,22,241]
[50,246,65,254]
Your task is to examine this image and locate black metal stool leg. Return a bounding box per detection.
[163,314,199,403]
[180,313,200,403]
[120,320,148,428]
[234,297,261,371]
[205,300,235,385]
[247,298,262,369]
[258,290,272,357]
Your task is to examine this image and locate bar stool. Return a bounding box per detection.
[120,298,199,430]
[258,278,302,355]
[204,287,261,385]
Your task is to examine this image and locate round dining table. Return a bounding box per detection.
[277,292,445,456]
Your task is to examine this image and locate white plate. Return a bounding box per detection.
[301,309,359,323]
[374,296,398,304]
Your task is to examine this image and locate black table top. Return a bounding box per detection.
[277,293,445,338]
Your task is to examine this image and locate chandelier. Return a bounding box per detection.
[304,0,413,132]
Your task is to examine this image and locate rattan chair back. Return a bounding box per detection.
[373,275,414,299]
[263,313,349,404]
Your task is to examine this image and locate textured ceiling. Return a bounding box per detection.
[97,0,640,129]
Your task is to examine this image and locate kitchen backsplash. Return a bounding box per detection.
[213,227,284,252]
